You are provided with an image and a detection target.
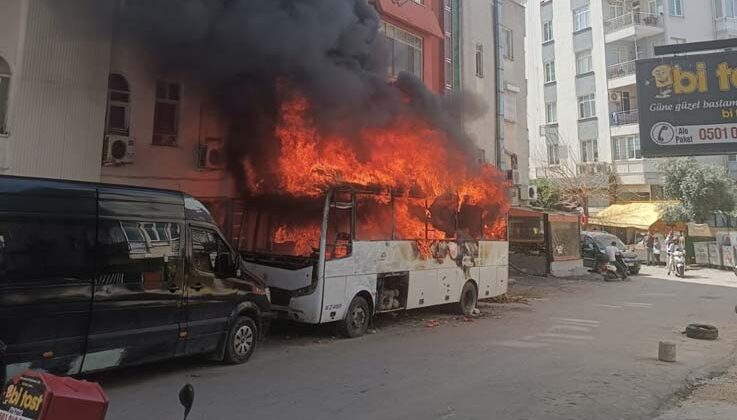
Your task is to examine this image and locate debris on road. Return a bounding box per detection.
[684,324,719,340]
[486,293,530,305]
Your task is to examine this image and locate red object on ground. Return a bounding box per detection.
[0,370,108,420]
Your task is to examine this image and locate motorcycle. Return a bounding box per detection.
[673,249,686,277]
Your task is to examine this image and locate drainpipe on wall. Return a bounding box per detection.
[492,0,505,170]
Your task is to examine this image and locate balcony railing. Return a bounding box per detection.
[577,162,612,176]
[607,59,636,79]
[610,109,639,126]
[605,12,660,34]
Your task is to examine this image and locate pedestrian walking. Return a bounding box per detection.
[666,240,676,275]
[645,232,654,266]
[653,237,661,265]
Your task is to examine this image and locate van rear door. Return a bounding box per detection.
[0,178,96,377]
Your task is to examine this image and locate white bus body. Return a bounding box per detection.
[242,189,508,332]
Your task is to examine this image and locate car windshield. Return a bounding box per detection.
[593,234,626,251]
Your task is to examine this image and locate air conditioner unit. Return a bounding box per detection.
[198,139,224,169]
[506,169,521,186]
[524,185,539,201]
[609,91,621,102]
[102,135,135,166]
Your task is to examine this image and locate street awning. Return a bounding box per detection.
[589,202,666,230]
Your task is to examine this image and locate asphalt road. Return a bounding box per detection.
[97,266,737,420]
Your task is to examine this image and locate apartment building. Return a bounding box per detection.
[527,0,735,206]
[455,0,530,204]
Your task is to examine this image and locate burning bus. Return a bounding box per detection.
[233,96,510,337]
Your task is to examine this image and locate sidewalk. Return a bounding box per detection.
[655,364,737,420]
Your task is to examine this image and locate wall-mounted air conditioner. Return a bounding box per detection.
[102,135,135,166]
[198,139,224,170]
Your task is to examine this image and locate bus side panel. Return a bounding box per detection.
[405,270,439,310]
[320,275,346,323]
[342,274,376,314]
[437,267,461,304]
[477,266,496,299]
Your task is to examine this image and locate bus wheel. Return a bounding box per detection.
[339,295,370,338]
[457,281,478,316]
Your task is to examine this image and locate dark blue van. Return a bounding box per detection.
[0,176,271,381]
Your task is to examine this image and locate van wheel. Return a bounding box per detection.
[224,316,258,364]
[457,281,478,316]
[339,296,370,338]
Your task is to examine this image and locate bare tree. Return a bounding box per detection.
[531,130,614,217]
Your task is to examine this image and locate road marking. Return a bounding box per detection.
[621,302,653,308]
[549,325,592,332]
[496,340,550,348]
[533,337,590,345]
[553,318,601,325]
[537,333,596,340]
[593,304,623,309]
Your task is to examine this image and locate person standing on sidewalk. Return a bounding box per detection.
[653,237,661,265]
[645,232,654,266]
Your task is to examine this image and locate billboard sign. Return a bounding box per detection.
[637,51,737,157]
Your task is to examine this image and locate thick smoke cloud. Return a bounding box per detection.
[119,0,486,192]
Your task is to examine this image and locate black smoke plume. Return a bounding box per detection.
[119,0,486,193]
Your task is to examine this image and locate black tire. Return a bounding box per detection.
[685,324,718,340]
[630,268,640,275]
[224,316,258,364]
[456,281,478,316]
[339,296,370,338]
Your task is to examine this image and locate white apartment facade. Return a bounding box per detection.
[527,0,737,205]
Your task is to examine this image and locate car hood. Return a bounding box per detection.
[623,251,639,259]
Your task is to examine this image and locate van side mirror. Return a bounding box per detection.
[179,383,194,420]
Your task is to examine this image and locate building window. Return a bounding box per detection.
[728,154,737,162]
[578,94,596,119]
[547,144,561,165]
[475,44,484,77]
[106,74,130,135]
[714,0,723,18]
[542,20,553,42]
[544,60,556,83]
[573,5,591,31]
[671,37,687,44]
[576,50,593,75]
[609,3,625,18]
[502,27,513,60]
[0,56,10,135]
[545,102,557,124]
[613,135,642,160]
[669,0,683,16]
[580,139,598,163]
[380,22,423,79]
[727,0,737,18]
[152,80,181,146]
[413,0,425,4]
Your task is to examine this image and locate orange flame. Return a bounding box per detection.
[245,94,509,255]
